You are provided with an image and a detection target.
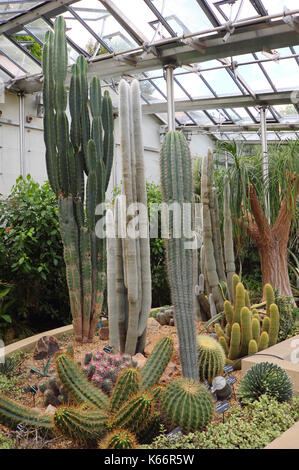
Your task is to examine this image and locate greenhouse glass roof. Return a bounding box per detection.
[0,0,299,142]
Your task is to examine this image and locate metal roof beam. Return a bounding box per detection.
[176,123,299,132]
[141,91,295,114]
[0,0,77,35]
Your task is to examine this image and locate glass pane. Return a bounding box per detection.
[0,36,40,76]
[0,1,45,22]
[152,0,213,34]
[274,104,299,122]
[175,69,214,99]
[26,18,53,43]
[262,0,297,15]
[71,0,139,52]
[111,0,169,42]
[176,112,193,125]
[279,132,299,140]
[200,66,242,96]
[237,64,272,93]
[189,110,214,125]
[255,53,299,90]
[206,0,259,24]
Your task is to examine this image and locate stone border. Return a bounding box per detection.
[2,306,164,358]
[264,421,299,449]
[3,324,74,358]
[241,335,299,396]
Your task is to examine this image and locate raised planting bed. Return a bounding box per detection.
[241,335,299,396]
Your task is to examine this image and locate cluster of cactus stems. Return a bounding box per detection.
[82,351,137,394]
[197,335,226,384]
[0,336,173,447]
[160,131,198,380]
[43,17,114,343]
[199,150,235,314]
[39,375,68,407]
[160,378,214,434]
[215,276,280,368]
[107,79,151,356]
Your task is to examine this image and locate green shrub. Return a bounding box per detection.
[144,395,299,449]
[238,362,293,403]
[0,431,15,449]
[0,175,71,339]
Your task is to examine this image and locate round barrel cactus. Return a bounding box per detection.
[160,378,214,434]
[197,334,226,383]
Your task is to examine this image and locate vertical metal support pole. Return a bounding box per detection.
[259,105,270,222]
[18,92,25,177]
[164,65,176,132]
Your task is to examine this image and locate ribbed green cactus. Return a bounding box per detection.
[140,336,173,390]
[215,281,279,366]
[223,174,235,301]
[114,392,154,433]
[137,411,162,444]
[240,307,252,357]
[160,131,198,379]
[268,304,279,346]
[54,406,107,443]
[197,335,226,383]
[99,429,138,449]
[0,394,54,430]
[109,368,141,414]
[56,354,109,410]
[200,150,224,313]
[107,78,151,355]
[265,283,275,316]
[161,378,213,434]
[43,17,114,343]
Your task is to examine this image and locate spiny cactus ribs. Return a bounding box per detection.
[197,334,226,383]
[160,131,198,379]
[43,16,114,343]
[161,378,214,434]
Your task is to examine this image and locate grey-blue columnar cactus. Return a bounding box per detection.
[107,79,151,355]
[43,17,114,342]
[160,131,199,379]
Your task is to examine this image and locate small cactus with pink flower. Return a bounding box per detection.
[82,351,137,395]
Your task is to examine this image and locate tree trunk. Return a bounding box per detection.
[242,179,298,305]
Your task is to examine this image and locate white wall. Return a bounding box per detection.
[0,89,215,197]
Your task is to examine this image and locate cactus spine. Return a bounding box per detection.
[160,131,198,379]
[43,17,114,343]
[268,304,279,346]
[54,406,107,443]
[99,429,138,449]
[114,393,154,433]
[109,368,141,414]
[197,335,226,383]
[0,394,54,430]
[107,79,151,355]
[161,378,213,434]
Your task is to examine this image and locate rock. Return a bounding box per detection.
[161,361,179,384]
[33,336,60,360]
[132,353,147,368]
[99,327,109,341]
[146,317,161,335]
[45,404,56,415]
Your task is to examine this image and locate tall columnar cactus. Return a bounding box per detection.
[215,280,280,368]
[200,150,224,313]
[223,175,236,301]
[160,378,214,434]
[160,131,198,379]
[107,79,151,356]
[109,368,141,414]
[43,17,114,343]
[197,335,226,383]
[114,392,154,433]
